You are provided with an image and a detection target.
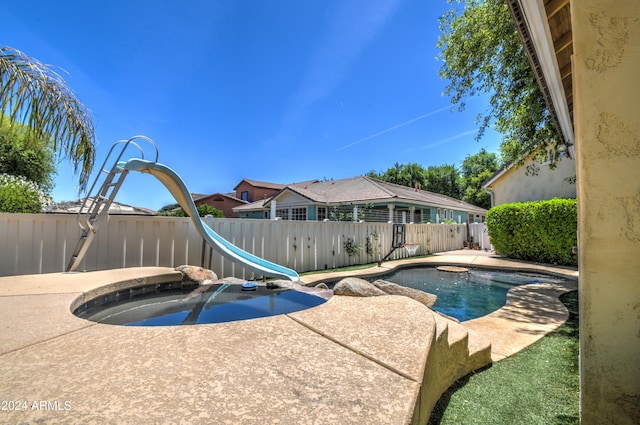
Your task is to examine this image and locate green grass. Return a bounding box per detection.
[299,262,378,275]
[299,254,435,276]
[429,291,579,425]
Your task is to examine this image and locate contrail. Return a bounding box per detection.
[337,106,450,151]
[403,128,478,153]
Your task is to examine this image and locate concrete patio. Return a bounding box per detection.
[0,250,577,424]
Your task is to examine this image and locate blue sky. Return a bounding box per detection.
[1,0,501,211]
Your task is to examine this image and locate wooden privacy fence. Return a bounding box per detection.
[0,213,472,278]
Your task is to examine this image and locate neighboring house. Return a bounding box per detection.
[193,192,245,218]
[196,179,317,218]
[234,175,487,224]
[44,199,156,215]
[482,142,576,207]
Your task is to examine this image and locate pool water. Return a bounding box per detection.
[369,267,566,321]
[74,283,326,326]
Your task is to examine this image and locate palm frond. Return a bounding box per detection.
[0,46,96,191]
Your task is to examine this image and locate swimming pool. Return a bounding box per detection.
[368,267,567,321]
[74,282,327,326]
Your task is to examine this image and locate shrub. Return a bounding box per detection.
[486,198,577,266]
[0,173,53,213]
[171,204,224,218]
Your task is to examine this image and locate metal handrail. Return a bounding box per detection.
[76,136,158,231]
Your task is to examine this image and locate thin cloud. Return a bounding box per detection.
[337,106,450,151]
[403,129,479,153]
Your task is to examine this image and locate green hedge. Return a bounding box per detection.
[486,198,577,266]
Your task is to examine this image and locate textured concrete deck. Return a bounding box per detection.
[0,251,577,424]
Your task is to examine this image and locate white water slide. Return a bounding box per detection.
[122,158,300,281]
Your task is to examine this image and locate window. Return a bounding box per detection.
[317,207,327,221]
[275,207,307,220]
[449,210,454,219]
[436,208,441,222]
[241,191,249,202]
[291,207,307,221]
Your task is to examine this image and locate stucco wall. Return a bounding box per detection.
[573,1,640,423]
[489,153,576,206]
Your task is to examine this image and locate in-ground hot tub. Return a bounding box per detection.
[73,280,328,326]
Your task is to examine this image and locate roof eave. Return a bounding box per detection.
[507,0,574,146]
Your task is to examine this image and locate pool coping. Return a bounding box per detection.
[300,250,579,361]
[0,251,578,424]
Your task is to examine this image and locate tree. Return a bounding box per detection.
[424,164,461,199]
[369,162,463,199]
[368,162,428,189]
[159,203,225,218]
[0,173,53,213]
[157,203,181,216]
[0,47,96,191]
[460,148,501,209]
[437,0,559,164]
[0,117,56,192]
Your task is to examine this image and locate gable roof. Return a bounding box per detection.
[233,179,286,191]
[44,199,157,215]
[196,191,244,203]
[235,176,487,213]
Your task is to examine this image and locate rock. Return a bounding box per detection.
[267,280,333,300]
[333,277,387,297]
[266,280,303,290]
[175,265,218,285]
[371,279,437,308]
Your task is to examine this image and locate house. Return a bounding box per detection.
[507,0,639,423]
[482,141,576,207]
[193,192,245,218]
[194,179,287,218]
[233,175,487,224]
[195,179,318,218]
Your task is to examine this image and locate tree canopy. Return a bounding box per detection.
[437,0,559,163]
[460,148,501,209]
[0,47,96,191]
[368,162,462,198]
[158,203,225,218]
[367,148,501,208]
[0,117,56,192]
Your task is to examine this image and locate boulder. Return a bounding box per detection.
[372,279,438,308]
[267,280,333,300]
[333,277,387,297]
[266,280,303,290]
[175,265,218,285]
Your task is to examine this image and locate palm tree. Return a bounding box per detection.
[0,46,95,191]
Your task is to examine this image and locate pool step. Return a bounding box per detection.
[415,312,492,423]
[433,312,492,379]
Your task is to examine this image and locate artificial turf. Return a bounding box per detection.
[429,290,579,425]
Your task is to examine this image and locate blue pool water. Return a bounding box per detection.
[369,267,566,321]
[74,283,326,326]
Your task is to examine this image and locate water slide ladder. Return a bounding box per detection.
[66,136,158,272]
